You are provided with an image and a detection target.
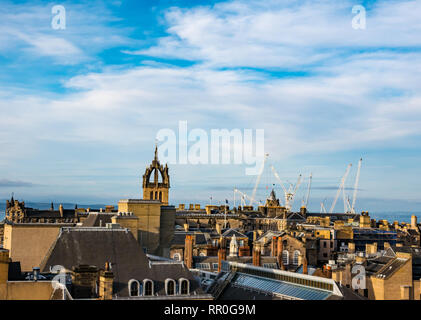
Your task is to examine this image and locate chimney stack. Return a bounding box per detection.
[59,204,64,217]
[411,215,418,229]
[271,236,277,256]
[303,257,308,275]
[99,262,114,300]
[217,238,227,272]
[252,243,261,267]
[184,235,194,269]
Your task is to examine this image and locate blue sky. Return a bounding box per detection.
[1,0,421,213]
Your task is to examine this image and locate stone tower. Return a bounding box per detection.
[142,145,170,204]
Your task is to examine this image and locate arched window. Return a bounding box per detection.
[165,279,176,296]
[150,191,153,199]
[293,250,300,266]
[128,279,140,297]
[173,253,181,261]
[143,279,154,296]
[155,191,158,200]
[282,250,289,265]
[179,278,189,295]
[159,191,162,201]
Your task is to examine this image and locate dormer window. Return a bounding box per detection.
[179,278,190,295]
[128,279,141,297]
[143,279,154,296]
[165,279,176,296]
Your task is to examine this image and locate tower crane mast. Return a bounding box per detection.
[329,163,352,213]
[351,158,362,214]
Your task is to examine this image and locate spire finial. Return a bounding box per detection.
[154,140,158,161]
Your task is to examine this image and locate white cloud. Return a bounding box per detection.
[1,0,421,203]
[0,1,131,64]
[130,0,421,68]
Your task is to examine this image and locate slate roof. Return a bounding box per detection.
[376,258,408,279]
[24,208,76,218]
[171,232,209,246]
[40,227,204,298]
[81,213,114,227]
[40,228,153,297]
[149,262,204,295]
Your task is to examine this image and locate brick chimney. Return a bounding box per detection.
[98,262,114,300]
[271,236,277,256]
[184,234,194,269]
[217,238,227,272]
[326,265,332,278]
[303,256,308,275]
[252,243,261,267]
[276,237,285,270]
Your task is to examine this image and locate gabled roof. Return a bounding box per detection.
[255,230,285,243]
[286,212,306,220]
[222,228,247,238]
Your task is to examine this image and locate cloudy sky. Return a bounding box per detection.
[0,0,421,213]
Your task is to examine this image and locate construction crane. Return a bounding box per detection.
[329,163,352,213]
[351,158,362,214]
[271,165,303,211]
[249,153,269,206]
[320,198,327,214]
[234,188,261,208]
[304,173,312,208]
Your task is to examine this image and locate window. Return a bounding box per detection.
[143,279,154,296]
[293,250,300,266]
[150,191,153,199]
[179,279,189,295]
[155,191,158,200]
[173,253,181,261]
[323,241,327,248]
[195,263,210,270]
[159,191,162,201]
[282,250,289,265]
[165,279,176,296]
[212,263,219,270]
[128,279,140,297]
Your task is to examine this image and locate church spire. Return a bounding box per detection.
[154,143,158,161]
